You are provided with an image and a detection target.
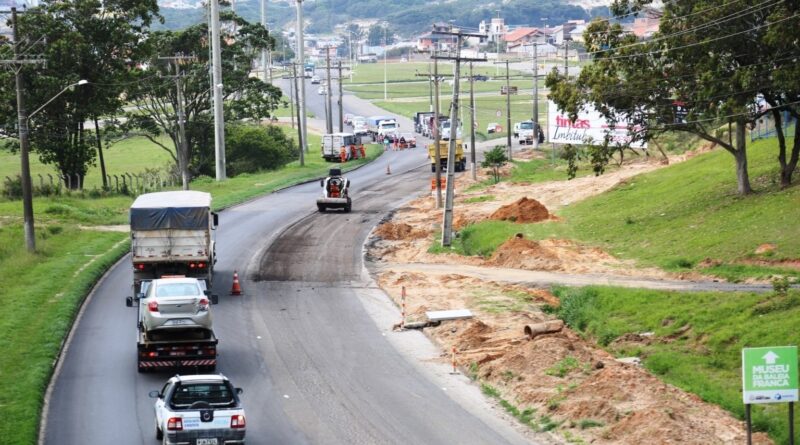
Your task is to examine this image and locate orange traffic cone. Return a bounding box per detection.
[231,271,242,295]
[386,163,391,175]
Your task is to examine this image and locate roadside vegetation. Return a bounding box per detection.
[548,284,800,444]
[0,130,383,444]
[442,136,800,282]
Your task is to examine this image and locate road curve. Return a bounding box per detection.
[42,77,536,445]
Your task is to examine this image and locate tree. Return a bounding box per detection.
[3,0,159,189]
[226,124,297,176]
[482,145,508,183]
[546,0,792,195]
[367,24,393,46]
[119,12,282,187]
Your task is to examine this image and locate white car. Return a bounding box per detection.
[486,122,501,133]
[151,374,246,445]
[318,86,327,95]
[311,75,321,84]
[138,277,216,334]
[353,123,369,136]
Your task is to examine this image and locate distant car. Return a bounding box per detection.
[344,113,354,125]
[353,124,369,136]
[351,116,366,127]
[317,86,327,95]
[471,74,489,81]
[140,277,213,333]
[311,75,321,84]
[487,122,501,134]
[151,374,246,445]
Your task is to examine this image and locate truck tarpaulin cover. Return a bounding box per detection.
[130,191,211,230]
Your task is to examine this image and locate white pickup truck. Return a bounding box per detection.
[151,374,246,445]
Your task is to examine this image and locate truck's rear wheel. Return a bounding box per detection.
[317,205,326,213]
[156,420,163,440]
[345,199,352,213]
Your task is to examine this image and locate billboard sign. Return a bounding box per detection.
[547,101,646,148]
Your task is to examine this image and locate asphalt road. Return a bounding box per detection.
[42,75,535,445]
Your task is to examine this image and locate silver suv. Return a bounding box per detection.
[139,277,214,333]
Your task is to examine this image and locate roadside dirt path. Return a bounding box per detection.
[366,149,772,444]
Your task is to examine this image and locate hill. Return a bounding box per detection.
[155,0,609,36]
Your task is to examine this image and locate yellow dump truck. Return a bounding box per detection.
[428,140,466,172]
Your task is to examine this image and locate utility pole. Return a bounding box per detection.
[337,60,344,132]
[532,42,540,150]
[469,62,477,181]
[295,0,308,153]
[260,0,268,82]
[432,27,486,247]
[159,53,197,190]
[495,59,513,161]
[415,65,453,209]
[383,26,388,101]
[210,0,226,181]
[5,7,45,252]
[285,63,305,166]
[428,57,433,112]
[288,64,295,129]
[564,41,568,78]
[325,47,333,134]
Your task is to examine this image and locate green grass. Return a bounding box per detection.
[0,132,383,445]
[439,136,800,282]
[345,79,544,100]
[0,226,130,444]
[344,61,525,85]
[551,285,800,444]
[0,135,174,191]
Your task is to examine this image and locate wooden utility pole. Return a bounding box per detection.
[415,66,453,210]
[532,42,540,150]
[284,64,305,166]
[432,27,487,247]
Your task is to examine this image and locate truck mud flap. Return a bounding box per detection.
[138,359,216,370]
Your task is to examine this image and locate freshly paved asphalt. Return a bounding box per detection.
[42,73,535,444]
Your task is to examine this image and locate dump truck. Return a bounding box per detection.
[428,139,466,172]
[130,191,218,294]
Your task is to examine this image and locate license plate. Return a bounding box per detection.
[165,318,191,326]
[197,439,218,445]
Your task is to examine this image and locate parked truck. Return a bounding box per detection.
[366,115,399,141]
[428,139,466,172]
[130,191,218,294]
[321,133,360,162]
[513,120,544,145]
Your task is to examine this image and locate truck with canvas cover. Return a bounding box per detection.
[130,191,218,294]
[428,140,466,172]
[321,133,359,162]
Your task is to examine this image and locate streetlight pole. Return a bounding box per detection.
[295,0,308,153]
[260,0,268,83]
[532,42,540,150]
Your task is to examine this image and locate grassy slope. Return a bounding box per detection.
[551,285,800,443]
[0,131,383,444]
[448,137,800,281]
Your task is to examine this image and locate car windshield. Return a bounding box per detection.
[381,123,396,129]
[520,122,534,129]
[171,382,234,408]
[156,283,201,298]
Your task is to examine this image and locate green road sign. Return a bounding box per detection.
[742,346,798,404]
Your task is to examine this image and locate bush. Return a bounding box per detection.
[225,124,298,176]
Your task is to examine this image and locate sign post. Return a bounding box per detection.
[742,346,798,445]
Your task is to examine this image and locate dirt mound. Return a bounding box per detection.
[490,197,550,223]
[488,237,562,271]
[374,222,428,240]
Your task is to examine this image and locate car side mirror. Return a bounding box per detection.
[212,212,219,228]
[210,294,219,305]
[126,296,134,307]
[148,390,161,399]
[236,388,243,395]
